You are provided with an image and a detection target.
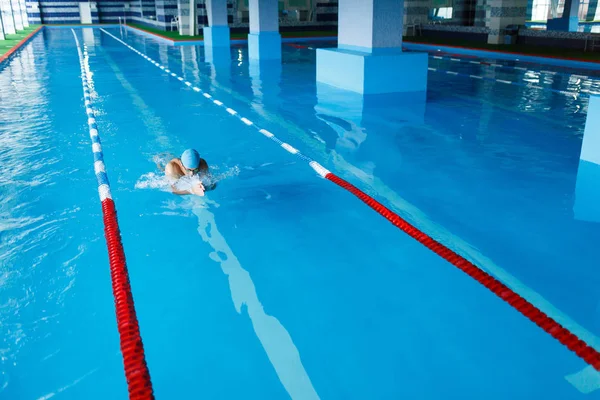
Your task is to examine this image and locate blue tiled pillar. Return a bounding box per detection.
[485,0,528,44]
[547,0,580,31]
[580,95,600,167]
[316,0,428,95]
[157,0,178,31]
[248,0,281,60]
[575,95,600,222]
[26,0,41,25]
[203,0,230,47]
[19,0,27,26]
[91,1,99,24]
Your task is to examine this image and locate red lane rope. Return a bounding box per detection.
[101,199,155,399]
[325,172,600,371]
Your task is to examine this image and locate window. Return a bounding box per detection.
[531,0,551,21]
[436,6,454,19]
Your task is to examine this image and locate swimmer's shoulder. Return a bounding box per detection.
[165,158,184,178]
[199,158,209,173]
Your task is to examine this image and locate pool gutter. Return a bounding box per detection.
[0,26,44,65]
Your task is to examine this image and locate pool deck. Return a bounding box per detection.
[0,26,43,64]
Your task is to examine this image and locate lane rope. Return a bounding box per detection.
[71,29,155,400]
[99,28,600,372]
[430,52,596,82]
[296,46,598,95]
[293,44,597,83]
[426,66,587,97]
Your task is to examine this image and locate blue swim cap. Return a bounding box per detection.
[181,149,200,170]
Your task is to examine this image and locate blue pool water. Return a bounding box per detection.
[1,27,600,399]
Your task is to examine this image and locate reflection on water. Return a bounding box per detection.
[0,36,95,397]
[187,199,320,400]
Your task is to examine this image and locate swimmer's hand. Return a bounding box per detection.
[171,182,205,196]
[191,182,205,196]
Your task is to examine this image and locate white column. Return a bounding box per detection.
[177,0,195,35]
[19,0,27,27]
[203,0,230,47]
[11,0,23,30]
[1,0,16,34]
[189,0,195,35]
[316,0,427,95]
[247,0,281,60]
[0,11,4,40]
[338,0,403,52]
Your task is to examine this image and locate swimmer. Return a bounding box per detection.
[161,149,213,196]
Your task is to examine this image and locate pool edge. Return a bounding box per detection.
[404,41,600,70]
[0,26,44,65]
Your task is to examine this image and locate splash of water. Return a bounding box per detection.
[135,165,241,192]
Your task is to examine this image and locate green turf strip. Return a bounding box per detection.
[0,26,41,57]
[127,23,335,41]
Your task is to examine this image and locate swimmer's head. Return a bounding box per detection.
[181,149,200,176]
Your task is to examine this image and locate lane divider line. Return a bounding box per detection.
[72,30,155,400]
[428,52,595,82]
[99,28,600,372]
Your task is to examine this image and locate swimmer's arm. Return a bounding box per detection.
[171,183,205,196]
[171,185,191,195]
[204,181,217,191]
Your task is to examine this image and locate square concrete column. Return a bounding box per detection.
[1,0,16,34]
[547,0,580,31]
[203,0,230,47]
[248,0,281,60]
[485,0,528,44]
[10,0,22,30]
[177,0,196,36]
[19,0,27,27]
[316,0,428,95]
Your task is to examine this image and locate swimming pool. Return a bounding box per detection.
[1,26,599,399]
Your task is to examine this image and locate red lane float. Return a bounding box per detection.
[102,199,155,399]
[72,29,155,399]
[325,172,600,371]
